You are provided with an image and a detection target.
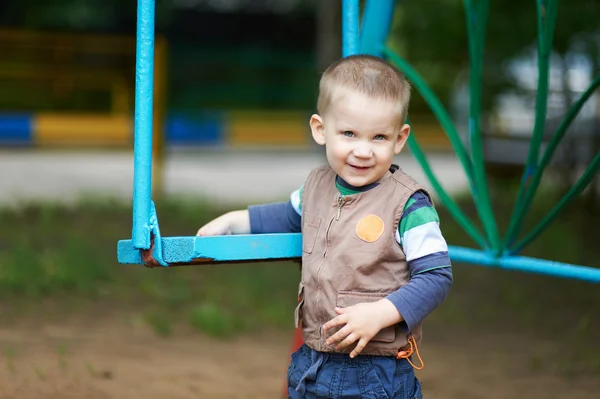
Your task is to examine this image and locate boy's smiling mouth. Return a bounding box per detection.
[348,164,373,171]
[348,163,372,170]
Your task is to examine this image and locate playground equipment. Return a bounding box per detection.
[117,0,600,281]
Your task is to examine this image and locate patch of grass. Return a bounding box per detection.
[4,345,16,374]
[143,308,174,337]
[189,302,237,338]
[32,363,45,381]
[55,343,68,372]
[85,361,96,377]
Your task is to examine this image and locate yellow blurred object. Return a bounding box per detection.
[228,111,310,147]
[410,122,451,150]
[33,113,132,146]
[0,29,167,193]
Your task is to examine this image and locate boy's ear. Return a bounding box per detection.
[394,123,411,154]
[310,114,326,146]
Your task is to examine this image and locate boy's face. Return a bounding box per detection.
[310,89,410,187]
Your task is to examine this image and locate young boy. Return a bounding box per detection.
[197,55,452,399]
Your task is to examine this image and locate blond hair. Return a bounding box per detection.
[317,54,411,122]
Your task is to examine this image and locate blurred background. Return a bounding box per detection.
[0,1,599,398]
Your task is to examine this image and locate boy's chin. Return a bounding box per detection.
[339,173,381,188]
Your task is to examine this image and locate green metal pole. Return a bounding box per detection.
[406,124,488,249]
[504,0,558,249]
[463,0,501,254]
[383,49,481,203]
[506,74,600,250]
[384,36,492,249]
[511,151,600,254]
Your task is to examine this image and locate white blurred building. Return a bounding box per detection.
[452,44,599,166]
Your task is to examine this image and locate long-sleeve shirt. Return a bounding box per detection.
[248,175,453,332]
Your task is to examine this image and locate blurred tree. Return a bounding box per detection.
[0,0,174,31]
[392,0,600,113]
[315,0,341,71]
[0,0,321,31]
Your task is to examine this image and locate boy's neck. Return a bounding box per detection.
[335,176,379,196]
[335,164,399,196]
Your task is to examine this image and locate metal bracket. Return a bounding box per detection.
[140,201,168,267]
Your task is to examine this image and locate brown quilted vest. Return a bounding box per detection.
[295,165,428,357]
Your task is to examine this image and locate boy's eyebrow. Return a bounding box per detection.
[336,123,356,131]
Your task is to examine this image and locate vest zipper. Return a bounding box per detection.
[335,195,344,220]
[323,195,345,259]
[317,194,345,340]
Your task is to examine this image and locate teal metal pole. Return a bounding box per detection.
[131,0,156,250]
[449,245,600,283]
[359,0,395,57]
[342,0,360,57]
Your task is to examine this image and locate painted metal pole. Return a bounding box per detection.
[131,0,156,250]
[342,0,360,57]
[359,0,395,57]
[448,246,600,284]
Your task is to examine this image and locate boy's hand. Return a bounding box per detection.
[322,299,402,358]
[196,210,251,236]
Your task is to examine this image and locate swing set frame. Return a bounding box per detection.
[117,0,600,284]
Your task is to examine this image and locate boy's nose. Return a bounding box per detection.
[353,143,373,158]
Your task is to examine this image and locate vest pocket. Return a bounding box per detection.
[294,281,304,328]
[302,212,321,254]
[336,290,396,343]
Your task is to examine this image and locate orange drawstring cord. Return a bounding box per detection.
[396,334,424,370]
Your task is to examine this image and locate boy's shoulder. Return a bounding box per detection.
[305,164,336,184]
[389,167,434,206]
[390,167,421,189]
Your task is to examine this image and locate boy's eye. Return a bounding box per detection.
[374,134,387,140]
[342,131,355,137]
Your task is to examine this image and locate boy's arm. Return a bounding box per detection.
[248,201,301,234]
[384,191,453,332]
[196,209,251,236]
[384,264,453,332]
[246,186,302,234]
[197,187,303,236]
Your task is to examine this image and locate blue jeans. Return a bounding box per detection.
[287,344,423,399]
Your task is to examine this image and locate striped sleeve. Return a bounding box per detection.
[290,185,303,216]
[395,191,450,274]
[385,190,453,330]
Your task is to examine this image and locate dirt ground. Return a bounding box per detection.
[0,312,598,399]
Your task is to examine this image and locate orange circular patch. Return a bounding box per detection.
[356,214,385,243]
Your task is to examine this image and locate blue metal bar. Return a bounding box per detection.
[117,233,600,284]
[448,246,600,283]
[131,0,156,250]
[342,0,360,57]
[359,0,395,57]
[118,234,303,265]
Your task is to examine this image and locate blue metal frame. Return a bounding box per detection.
[359,0,395,57]
[117,234,600,283]
[117,0,600,284]
[342,0,360,57]
[118,234,302,265]
[449,246,600,283]
[131,0,156,251]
